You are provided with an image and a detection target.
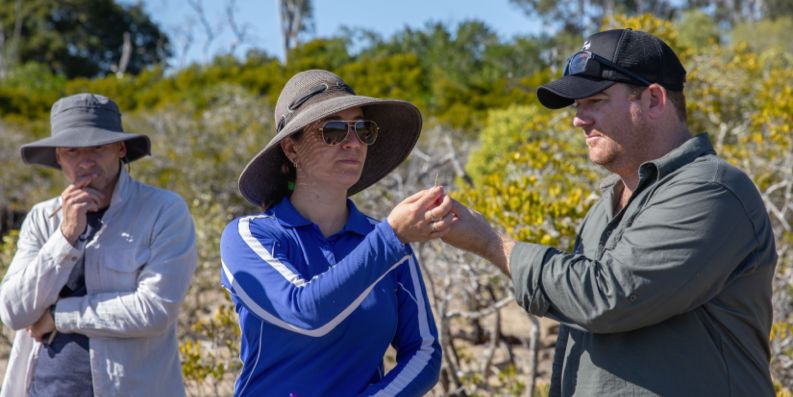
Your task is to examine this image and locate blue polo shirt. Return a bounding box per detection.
[220,198,441,397]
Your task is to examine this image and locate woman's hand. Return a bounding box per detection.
[387,186,457,243]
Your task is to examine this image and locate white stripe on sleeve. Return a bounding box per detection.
[373,256,437,396]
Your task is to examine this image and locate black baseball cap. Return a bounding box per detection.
[537,29,687,109]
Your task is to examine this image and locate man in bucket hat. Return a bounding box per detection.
[221,69,450,396]
[0,93,197,397]
[440,29,777,395]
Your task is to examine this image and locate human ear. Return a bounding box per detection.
[118,142,127,159]
[645,84,667,120]
[280,138,297,164]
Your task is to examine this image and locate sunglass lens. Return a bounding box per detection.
[355,121,379,145]
[321,121,349,145]
[566,52,590,76]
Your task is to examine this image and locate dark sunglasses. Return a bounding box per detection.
[318,120,379,146]
[563,50,652,86]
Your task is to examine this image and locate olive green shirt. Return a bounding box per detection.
[511,134,777,396]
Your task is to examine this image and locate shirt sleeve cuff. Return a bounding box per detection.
[52,296,81,333]
[40,227,84,270]
[376,220,409,257]
[510,242,552,316]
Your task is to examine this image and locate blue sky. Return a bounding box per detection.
[130,0,549,68]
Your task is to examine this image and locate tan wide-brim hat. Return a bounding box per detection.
[238,69,422,207]
[20,93,150,169]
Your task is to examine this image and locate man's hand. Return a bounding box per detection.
[27,308,56,344]
[59,174,103,245]
[387,186,456,243]
[442,199,514,276]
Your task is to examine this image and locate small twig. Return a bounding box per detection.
[480,286,500,377]
[445,297,513,320]
[525,314,541,397]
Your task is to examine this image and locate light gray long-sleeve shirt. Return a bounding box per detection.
[0,168,197,397]
[510,134,777,396]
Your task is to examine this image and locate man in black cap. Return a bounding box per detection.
[0,93,197,397]
[440,29,777,395]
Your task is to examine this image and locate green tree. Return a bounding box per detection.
[0,0,170,78]
[731,16,793,55]
[508,0,678,36]
[673,10,722,51]
[686,0,793,26]
[354,21,547,131]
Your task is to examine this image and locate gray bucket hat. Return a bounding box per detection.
[20,93,151,169]
[238,69,422,207]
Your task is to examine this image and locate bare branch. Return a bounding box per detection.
[445,297,513,320]
[279,0,313,60]
[225,0,251,54]
[187,0,217,58]
[523,314,541,397]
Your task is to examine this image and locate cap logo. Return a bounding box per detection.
[582,40,591,50]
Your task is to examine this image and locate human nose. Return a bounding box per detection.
[341,124,365,147]
[573,109,593,128]
[75,152,98,167]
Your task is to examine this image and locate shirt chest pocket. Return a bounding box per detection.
[96,242,150,292]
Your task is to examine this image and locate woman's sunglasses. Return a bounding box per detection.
[564,50,652,86]
[318,120,379,146]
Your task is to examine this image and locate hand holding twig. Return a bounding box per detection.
[388,186,457,243]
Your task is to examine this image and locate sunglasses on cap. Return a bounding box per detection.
[564,50,652,86]
[318,119,379,146]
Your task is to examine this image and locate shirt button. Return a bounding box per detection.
[628,294,638,303]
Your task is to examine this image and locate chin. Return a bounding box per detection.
[336,173,363,188]
[589,155,615,167]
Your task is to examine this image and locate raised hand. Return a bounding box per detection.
[59,174,104,245]
[387,186,456,243]
[441,199,514,275]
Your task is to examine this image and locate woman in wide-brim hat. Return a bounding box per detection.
[220,69,455,396]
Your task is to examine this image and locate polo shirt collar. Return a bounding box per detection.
[271,196,373,236]
[271,197,312,228]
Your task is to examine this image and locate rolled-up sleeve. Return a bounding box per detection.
[511,179,761,334]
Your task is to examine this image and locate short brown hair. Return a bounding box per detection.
[626,84,687,123]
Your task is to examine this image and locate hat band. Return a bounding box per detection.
[276,81,355,132]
